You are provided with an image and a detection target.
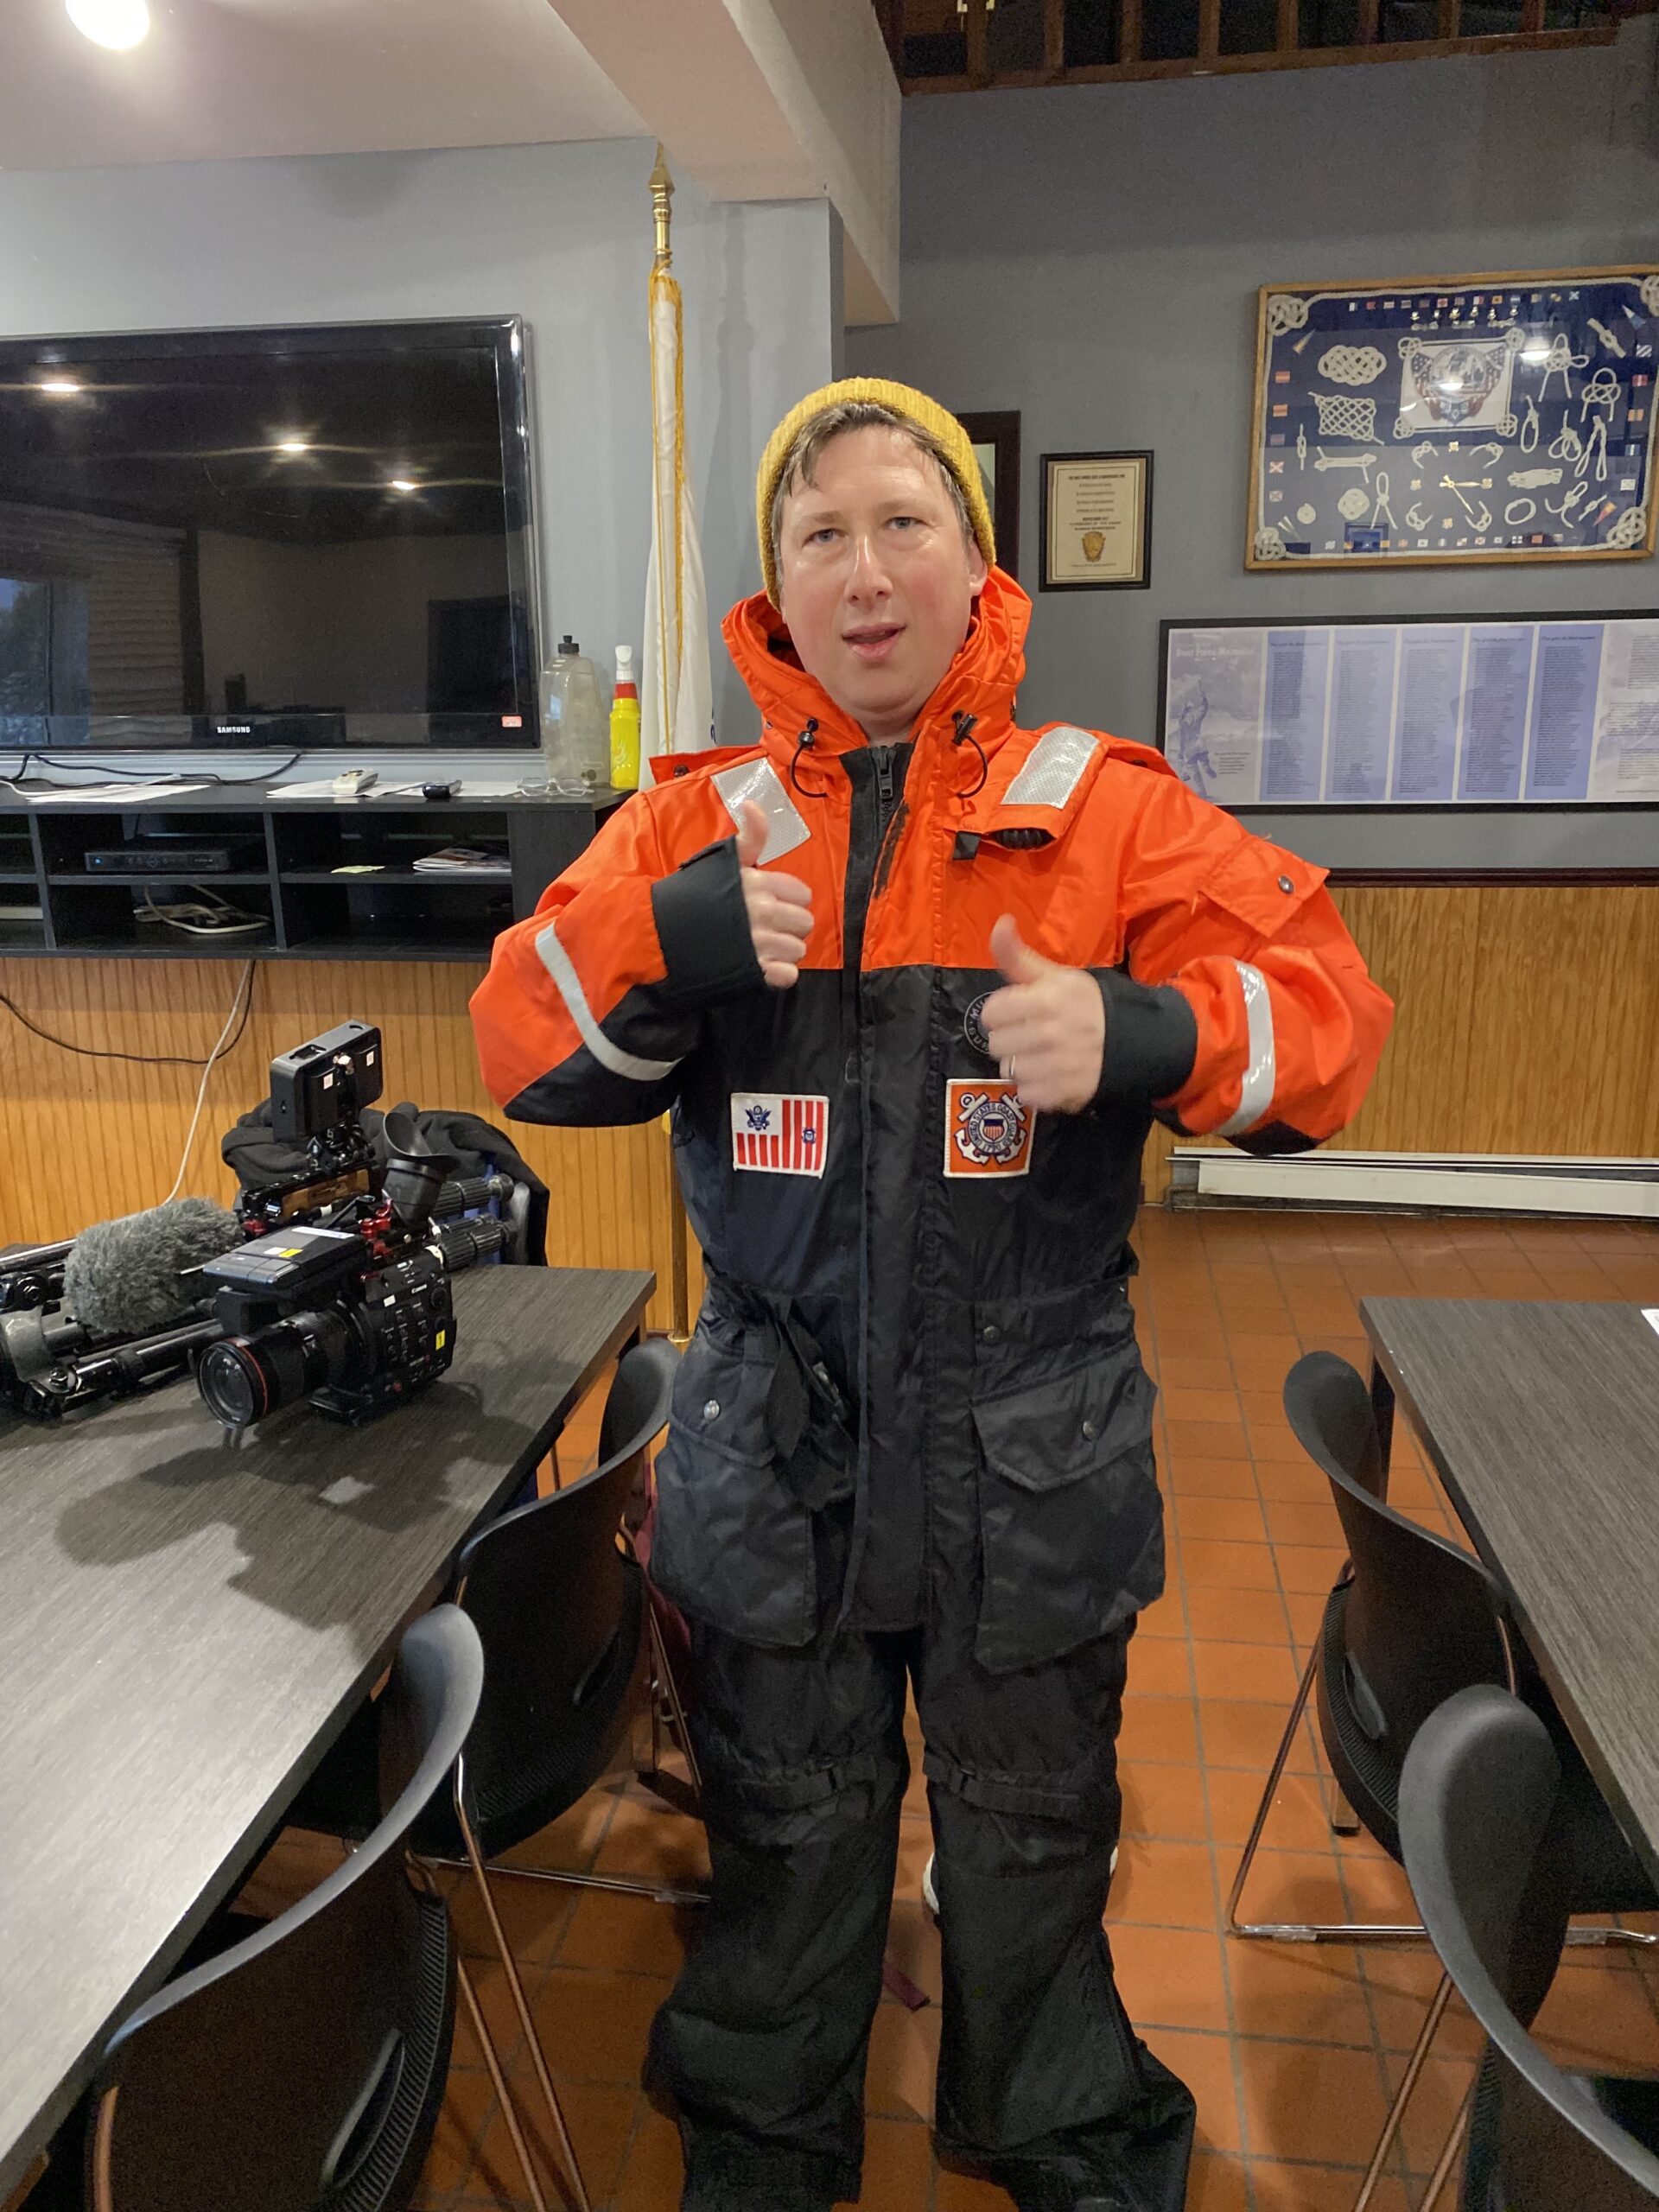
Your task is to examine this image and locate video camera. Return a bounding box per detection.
[3,1020,516,1427]
[196,1022,509,1430]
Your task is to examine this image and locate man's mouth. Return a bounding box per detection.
[843,624,904,662]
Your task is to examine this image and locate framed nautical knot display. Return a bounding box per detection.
[1247,269,1659,572]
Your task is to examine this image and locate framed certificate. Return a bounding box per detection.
[1247,267,1659,572]
[1040,449,1153,591]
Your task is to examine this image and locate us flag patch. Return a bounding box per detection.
[730,1093,829,1177]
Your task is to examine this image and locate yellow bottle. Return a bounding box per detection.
[609,645,641,791]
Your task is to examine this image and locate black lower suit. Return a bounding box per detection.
[646,1282,1196,2212]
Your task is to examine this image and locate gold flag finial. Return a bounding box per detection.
[650,143,674,271]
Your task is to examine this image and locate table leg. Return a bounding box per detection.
[1370,1357,1395,1499]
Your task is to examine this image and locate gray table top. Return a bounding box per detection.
[1362,1296,1659,1889]
[0,1262,653,2200]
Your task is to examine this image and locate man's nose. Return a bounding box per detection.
[845,530,892,599]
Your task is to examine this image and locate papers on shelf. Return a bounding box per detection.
[22,780,213,805]
[412,847,511,875]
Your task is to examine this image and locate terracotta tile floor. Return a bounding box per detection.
[271,1206,1659,2211]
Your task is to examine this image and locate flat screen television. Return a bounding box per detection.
[0,316,539,752]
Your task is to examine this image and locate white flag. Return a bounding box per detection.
[642,265,714,759]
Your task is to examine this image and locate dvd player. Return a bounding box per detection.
[86,842,260,875]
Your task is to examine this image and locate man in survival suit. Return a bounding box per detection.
[470,378,1394,2212]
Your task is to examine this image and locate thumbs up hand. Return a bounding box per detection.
[979,914,1107,1115]
[735,800,814,990]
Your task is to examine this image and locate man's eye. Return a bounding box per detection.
[808,527,839,545]
[888,516,921,531]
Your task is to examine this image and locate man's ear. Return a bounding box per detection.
[966,539,989,591]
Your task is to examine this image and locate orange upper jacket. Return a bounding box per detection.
[471,571,1392,1663]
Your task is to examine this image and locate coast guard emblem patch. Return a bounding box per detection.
[944,1081,1034,1179]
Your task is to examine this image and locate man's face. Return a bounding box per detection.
[776,425,987,744]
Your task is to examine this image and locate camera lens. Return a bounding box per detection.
[197,1338,266,1429]
[197,1308,353,1429]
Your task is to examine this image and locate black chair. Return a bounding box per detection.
[291,1336,695,2212]
[82,1605,482,2212]
[1400,1685,1659,2211]
[1227,1352,1656,2208]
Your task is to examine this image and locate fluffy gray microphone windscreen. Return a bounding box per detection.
[62,1198,245,1335]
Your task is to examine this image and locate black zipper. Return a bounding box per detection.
[874,743,896,821]
[842,741,912,982]
[868,744,911,906]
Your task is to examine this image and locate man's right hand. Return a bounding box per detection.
[736,799,814,990]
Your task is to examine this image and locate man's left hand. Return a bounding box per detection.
[981,916,1105,1115]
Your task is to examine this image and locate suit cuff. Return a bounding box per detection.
[651,836,765,1006]
[1092,971,1198,1106]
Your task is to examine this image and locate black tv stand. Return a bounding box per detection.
[0,784,620,963]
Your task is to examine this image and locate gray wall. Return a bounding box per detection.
[849,20,1659,868]
[0,137,836,761]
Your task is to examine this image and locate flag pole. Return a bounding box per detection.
[648,147,682,761]
[649,144,693,1346]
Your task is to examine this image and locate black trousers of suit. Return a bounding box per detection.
[646,1606,1195,2212]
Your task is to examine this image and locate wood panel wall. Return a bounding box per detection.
[1142,882,1659,1197]
[2,882,1655,1310]
[0,956,689,1333]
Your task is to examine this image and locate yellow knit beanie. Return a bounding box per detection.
[755,377,995,605]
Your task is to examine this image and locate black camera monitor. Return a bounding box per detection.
[268,1021,384,1145]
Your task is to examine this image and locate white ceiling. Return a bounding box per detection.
[0,0,646,171]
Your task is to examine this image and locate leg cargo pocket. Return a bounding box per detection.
[649,1313,817,1649]
[970,1346,1164,1673]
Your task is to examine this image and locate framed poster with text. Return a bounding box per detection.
[1040,449,1152,590]
[1159,612,1659,809]
[1248,269,1659,573]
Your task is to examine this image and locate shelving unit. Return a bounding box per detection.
[0,783,620,963]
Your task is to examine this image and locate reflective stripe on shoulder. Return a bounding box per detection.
[1217,961,1275,1136]
[712,756,810,864]
[534,920,681,1084]
[1003,724,1100,811]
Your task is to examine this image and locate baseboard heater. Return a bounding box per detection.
[1166,1147,1659,1221]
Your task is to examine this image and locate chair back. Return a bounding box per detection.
[425,1336,679,1860]
[1401,1685,1659,2209]
[92,1607,483,2212]
[1285,1352,1512,1849]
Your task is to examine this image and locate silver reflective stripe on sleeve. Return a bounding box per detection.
[535,920,682,1084]
[1217,961,1275,1136]
[1003,724,1100,810]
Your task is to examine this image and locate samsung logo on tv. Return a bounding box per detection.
[215,723,254,734]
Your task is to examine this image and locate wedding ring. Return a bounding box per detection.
[1007,1055,1017,1082]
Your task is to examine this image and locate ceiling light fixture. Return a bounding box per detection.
[275,438,309,455]
[36,377,82,397]
[389,478,418,493]
[66,0,151,50]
